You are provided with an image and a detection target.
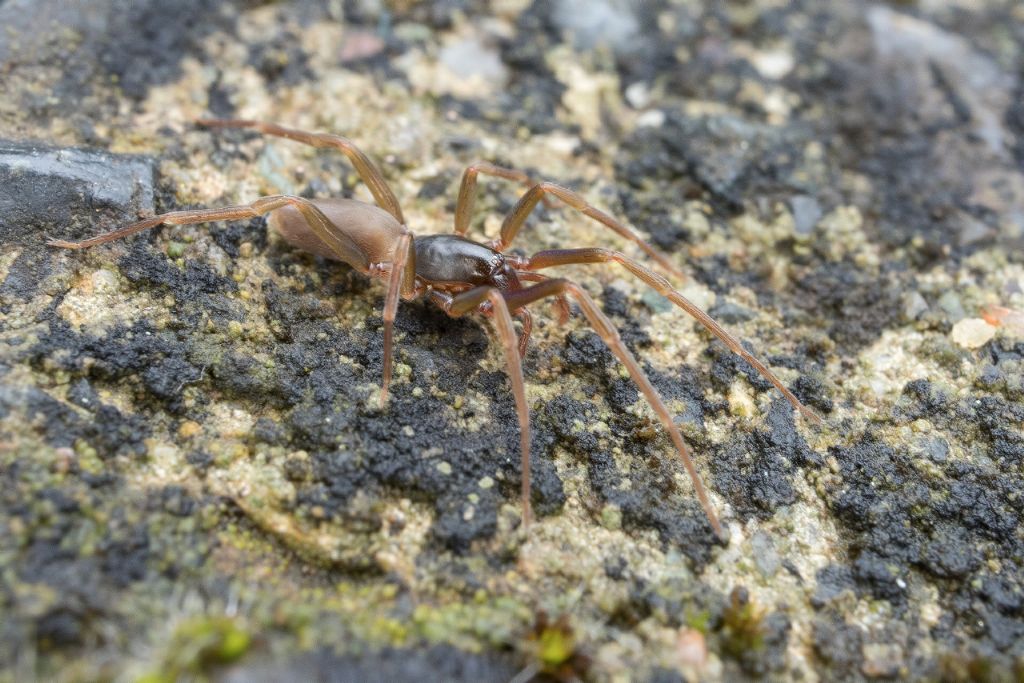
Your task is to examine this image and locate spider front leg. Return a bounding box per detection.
[452,163,683,281]
[515,248,822,424]
[503,278,727,541]
[432,286,533,527]
[498,181,687,282]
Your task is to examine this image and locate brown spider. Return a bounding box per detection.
[49,119,821,540]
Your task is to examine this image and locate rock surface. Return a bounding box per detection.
[1,1,1023,681]
[0,140,154,244]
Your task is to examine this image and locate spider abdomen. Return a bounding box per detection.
[269,197,404,263]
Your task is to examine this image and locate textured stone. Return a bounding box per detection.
[0,140,153,246]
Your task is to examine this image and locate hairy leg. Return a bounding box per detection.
[452,163,682,281]
[514,248,822,424]
[503,278,726,541]
[197,119,406,224]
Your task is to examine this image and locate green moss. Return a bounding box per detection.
[143,616,251,680]
[538,623,575,667]
[720,588,766,658]
[411,596,532,650]
[685,608,712,635]
[518,613,588,679]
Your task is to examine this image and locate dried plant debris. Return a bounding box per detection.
[2,0,1023,680]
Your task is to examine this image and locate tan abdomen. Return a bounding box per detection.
[267,197,405,266]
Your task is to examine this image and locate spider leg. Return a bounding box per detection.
[196,119,406,224]
[380,232,415,407]
[516,248,822,424]
[503,278,726,541]
[453,161,554,237]
[48,195,369,270]
[516,271,570,324]
[493,181,687,282]
[434,286,533,527]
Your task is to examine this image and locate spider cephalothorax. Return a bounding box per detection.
[413,234,521,291]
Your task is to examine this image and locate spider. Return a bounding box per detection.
[49,119,822,541]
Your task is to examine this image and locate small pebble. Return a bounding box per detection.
[439,37,507,84]
[177,421,202,439]
[790,195,822,236]
[950,318,995,349]
[750,531,780,577]
[915,435,949,463]
[938,291,966,322]
[751,48,795,79]
[636,109,666,128]
[600,504,623,531]
[675,627,708,671]
[553,0,640,53]
[624,81,651,109]
[709,300,756,323]
[903,291,928,321]
[861,642,904,679]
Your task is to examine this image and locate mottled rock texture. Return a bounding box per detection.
[1,1,1022,681]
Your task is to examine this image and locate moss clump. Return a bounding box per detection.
[166,241,187,258]
[518,612,590,680]
[537,619,576,668]
[720,587,766,658]
[140,616,251,682]
[685,608,713,635]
